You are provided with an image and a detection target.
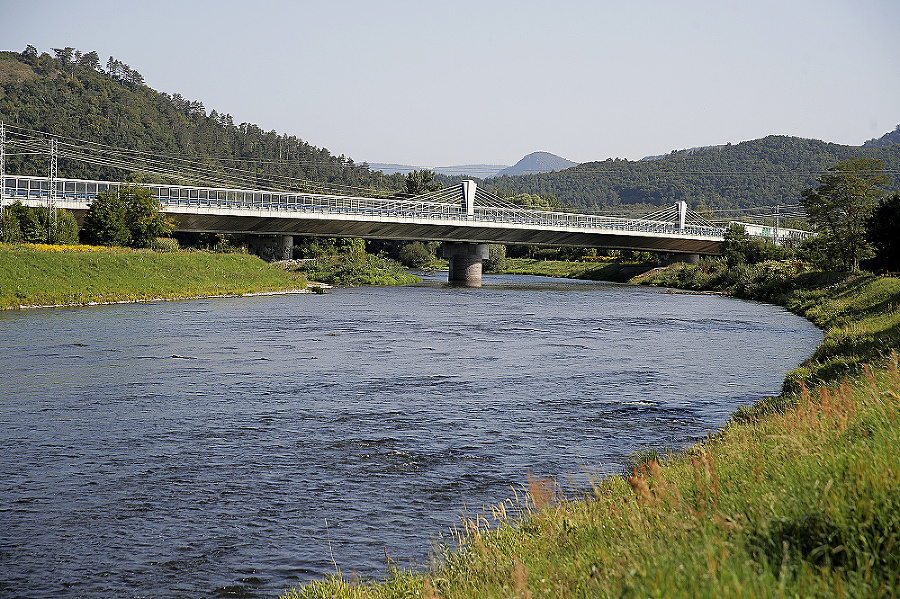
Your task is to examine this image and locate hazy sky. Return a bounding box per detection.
[3,0,898,168]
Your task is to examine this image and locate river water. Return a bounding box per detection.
[0,274,822,598]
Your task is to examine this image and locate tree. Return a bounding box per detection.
[721,222,786,267]
[800,158,890,271]
[78,50,100,71]
[722,223,752,268]
[484,244,507,271]
[47,208,80,244]
[398,241,435,269]
[5,201,44,243]
[80,184,174,248]
[80,190,131,246]
[866,192,900,271]
[403,170,441,197]
[1,202,79,244]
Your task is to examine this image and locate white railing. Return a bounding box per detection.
[2,175,726,239]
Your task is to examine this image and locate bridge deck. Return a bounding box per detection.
[2,175,725,254]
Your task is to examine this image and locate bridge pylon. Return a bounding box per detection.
[443,242,489,287]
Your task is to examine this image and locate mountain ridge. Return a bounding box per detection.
[2,46,898,214]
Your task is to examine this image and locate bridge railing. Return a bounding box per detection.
[2,175,725,238]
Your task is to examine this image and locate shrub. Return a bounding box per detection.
[483,244,507,271]
[80,183,174,248]
[150,237,180,252]
[398,241,435,269]
[1,202,78,244]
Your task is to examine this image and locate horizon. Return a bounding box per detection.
[2,1,898,168]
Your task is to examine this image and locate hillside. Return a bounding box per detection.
[2,46,898,214]
[0,47,405,196]
[494,151,578,177]
[368,162,508,177]
[864,125,900,148]
[481,136,900,211]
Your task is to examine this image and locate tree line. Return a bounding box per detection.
[439,136,900,213]
[0,46,406,195]
[723,158,898,272]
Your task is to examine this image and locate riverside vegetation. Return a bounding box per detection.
[280,262,900,599]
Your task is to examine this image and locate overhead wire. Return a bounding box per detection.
[3,124,400,198]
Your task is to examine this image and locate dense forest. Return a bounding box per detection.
[470,136,900,214]
[0,46,406,196]
[2,45,898,215]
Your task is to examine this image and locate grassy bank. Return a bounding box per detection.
[0,243,307,309]
[494,258,654,282]
[282,262,900,599]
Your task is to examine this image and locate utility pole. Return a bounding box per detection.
[0,121,6,232]
[47,137,58,242]
[773,205,781,245]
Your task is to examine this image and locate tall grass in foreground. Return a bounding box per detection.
[0,243,306,308]
[282,268,900,599]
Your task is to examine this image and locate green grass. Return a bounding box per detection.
[495,258,654,282]
[281,264,900,599]
[0,243,307,308]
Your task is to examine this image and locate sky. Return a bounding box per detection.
[2,0,899,170]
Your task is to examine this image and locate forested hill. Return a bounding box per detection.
[0,47,405,196]
[482,136,900,212]
[3,46,898,212]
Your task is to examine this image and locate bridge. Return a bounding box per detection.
[0,122,737,284]
[2,174,726,285]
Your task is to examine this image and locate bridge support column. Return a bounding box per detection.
[658,252,700,266]
[278,234,293,261]
[443,242,489,287]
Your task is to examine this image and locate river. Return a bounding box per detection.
[0,274,822,598]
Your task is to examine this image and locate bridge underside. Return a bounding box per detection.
[161,212,722,255]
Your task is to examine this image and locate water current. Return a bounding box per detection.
[0,274,822,598]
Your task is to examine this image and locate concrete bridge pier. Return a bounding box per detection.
[443,242,489,287]
[247,234,294,261]
[278,234,293,261]
[658,252,700,266]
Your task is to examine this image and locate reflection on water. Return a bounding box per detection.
[0,275,821,598]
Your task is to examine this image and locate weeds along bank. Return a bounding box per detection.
[0,243,307,309]
[493,258,654,282]
[284,253,421,286]
[282,262,900,599]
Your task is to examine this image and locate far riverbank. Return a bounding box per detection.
[0,243,308,310]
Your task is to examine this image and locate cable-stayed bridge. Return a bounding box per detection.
[2,174,726,283]
[1,123,736,284]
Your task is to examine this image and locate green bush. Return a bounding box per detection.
[301,253,420,286]
[80,183,174,248]
[150,237,180,252]
[483,244,507,272]
[1,202,78,244]
[398,241,435,269]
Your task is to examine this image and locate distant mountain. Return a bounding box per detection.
[494,152,578,177]
[369,163,509,177]
[863,125,900,148]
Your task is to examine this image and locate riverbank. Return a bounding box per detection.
[0,243,308,309]
[492,257,654,282]
[282,260,900,598]
[280,253,421,286]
